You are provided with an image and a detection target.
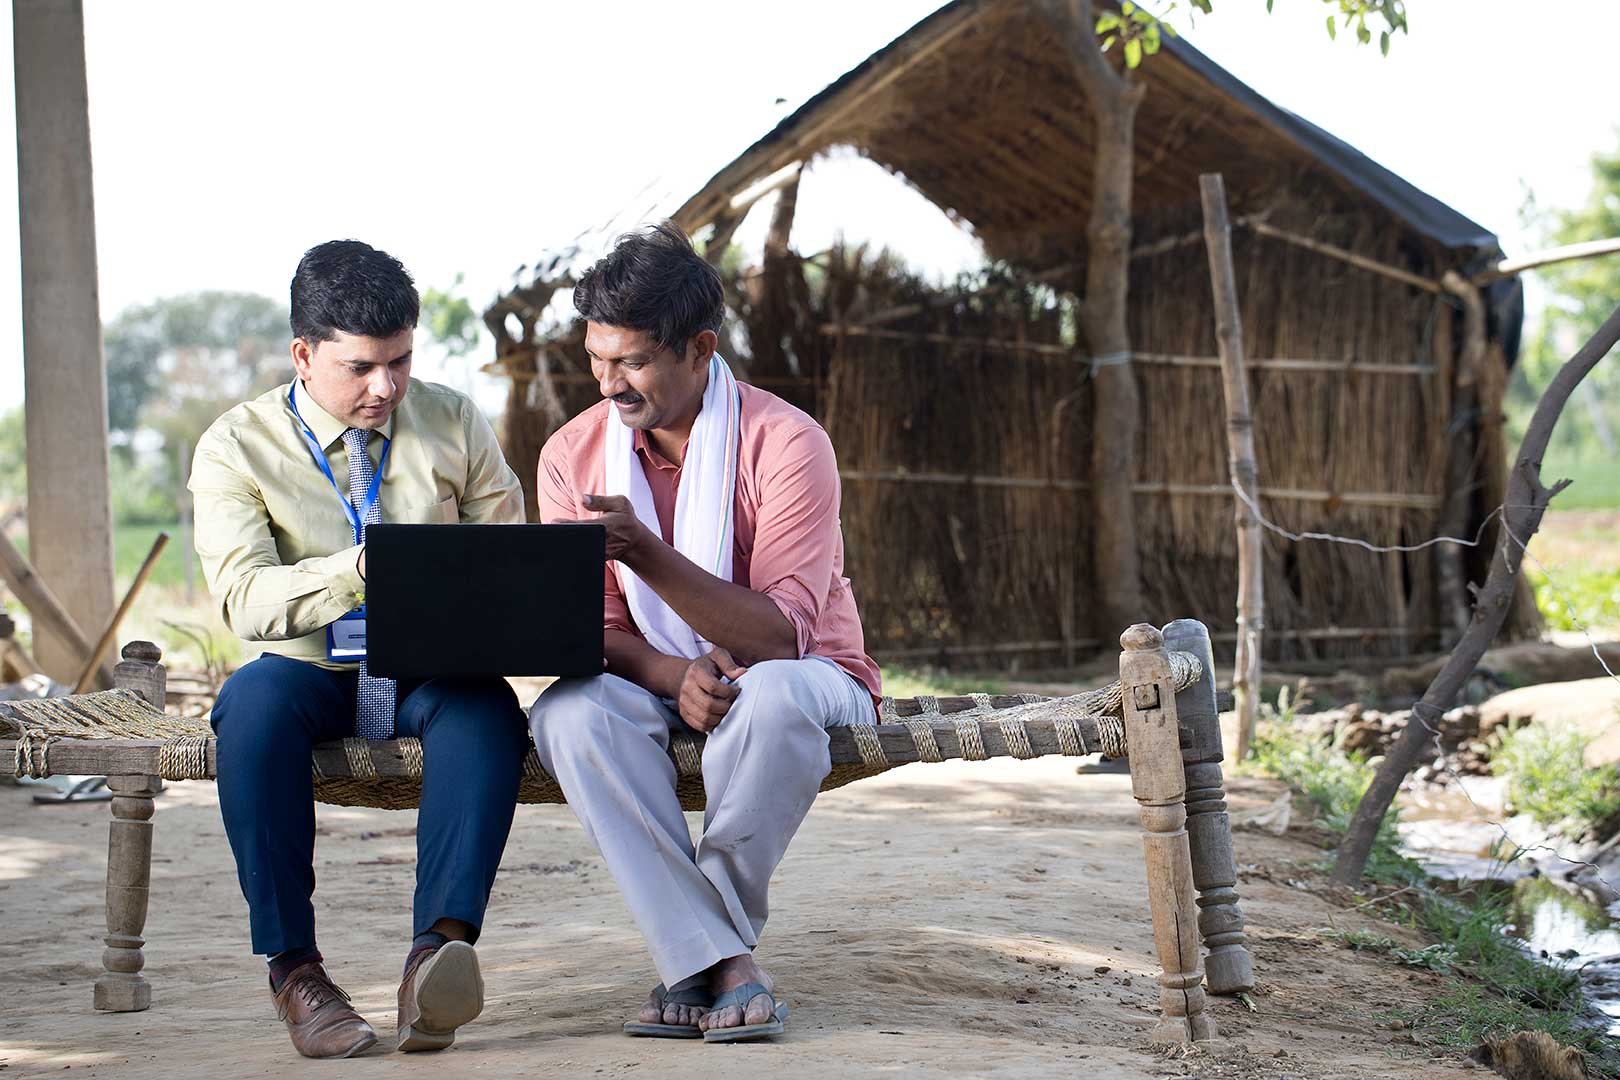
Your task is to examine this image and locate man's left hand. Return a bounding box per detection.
[579,493,655,563]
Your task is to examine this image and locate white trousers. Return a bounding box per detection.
[529,657,871,988]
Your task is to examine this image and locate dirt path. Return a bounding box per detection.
[2,761,1480,1079]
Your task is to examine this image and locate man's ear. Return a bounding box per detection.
[687,330,718,369]
[291,337,315,380]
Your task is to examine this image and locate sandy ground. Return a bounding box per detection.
[1,760,1487,1080]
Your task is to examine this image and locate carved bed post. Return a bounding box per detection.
[1119,624,1214,1044]
[94,641,164,1012]
[1163,618,1254,994]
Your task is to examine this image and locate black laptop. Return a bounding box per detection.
[364,523,605,679]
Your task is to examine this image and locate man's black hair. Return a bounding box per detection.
[573,222,725,353]
[290,239,419,343]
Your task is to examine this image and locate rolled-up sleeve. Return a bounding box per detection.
[189,430,365,641]
[749,424,841,658]
[538,438,635,637]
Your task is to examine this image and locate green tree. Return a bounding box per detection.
[104,291,289,442]
[1513,139,1620,461]
[420,273,483,359]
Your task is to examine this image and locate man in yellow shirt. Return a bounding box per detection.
[190,240,528,1058]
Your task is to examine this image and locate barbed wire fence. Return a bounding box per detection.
[1229,479,1620,898]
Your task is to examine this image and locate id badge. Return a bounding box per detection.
[328,609,367,661]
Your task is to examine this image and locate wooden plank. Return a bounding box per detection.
[0,530,115,688]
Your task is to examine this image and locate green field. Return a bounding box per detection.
[1538,457,1620,511]
[114,523,198,590]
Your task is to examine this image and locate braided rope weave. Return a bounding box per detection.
[1,653,1202,810]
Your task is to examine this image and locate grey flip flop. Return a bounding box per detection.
[701,982,789,1043]
[622,982,712,1038]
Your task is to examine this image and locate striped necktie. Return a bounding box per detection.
[342,427,395,739]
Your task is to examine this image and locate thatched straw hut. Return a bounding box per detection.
[483,0,1530,668]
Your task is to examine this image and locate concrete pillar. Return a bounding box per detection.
[14,0,115,679]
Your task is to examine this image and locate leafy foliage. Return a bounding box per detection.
[104,291,289,440]
[1096,0,1409,69]
[1509,137,1620,473]
[420,272,483,360]
[1490,720,1620,840]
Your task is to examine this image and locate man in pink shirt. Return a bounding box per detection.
[529,223,880,1043]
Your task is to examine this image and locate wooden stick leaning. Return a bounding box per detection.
[72,532,169,695]
[0,529,115,689]
[1200,174,1263,763]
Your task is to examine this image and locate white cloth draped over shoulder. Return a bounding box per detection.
[604,351,740,660]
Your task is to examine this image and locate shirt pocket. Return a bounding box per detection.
[398,494,458,524]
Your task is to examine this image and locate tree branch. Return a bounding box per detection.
[1331,299,1620,884]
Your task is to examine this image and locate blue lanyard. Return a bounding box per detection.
[288,381,391,545]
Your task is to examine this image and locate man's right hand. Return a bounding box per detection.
[677,647,748,733]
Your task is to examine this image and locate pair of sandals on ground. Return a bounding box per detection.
[627,979,790,1043]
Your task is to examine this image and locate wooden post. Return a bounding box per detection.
[14,0,117,680]
[1199,173,1263,762]
[1163,618,1255,995]
[93,641,164,1012]
[1120,623,1214,1044]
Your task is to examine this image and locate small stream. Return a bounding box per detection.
[1399,780,1620,1036]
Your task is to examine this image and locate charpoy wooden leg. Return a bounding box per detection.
[1163,618,1254,995]
[94,641,166,1012]
[94,774,158,1011]
[1121,624,1214,1044]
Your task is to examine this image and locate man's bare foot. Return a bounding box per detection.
[698,954,776,1033]
[638,982,708,1028]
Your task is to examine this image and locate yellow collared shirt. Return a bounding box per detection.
[189,378,524,669]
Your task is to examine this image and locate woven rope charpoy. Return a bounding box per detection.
[0,654,1204,811]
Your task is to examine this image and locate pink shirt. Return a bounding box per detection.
[538,382,882,709]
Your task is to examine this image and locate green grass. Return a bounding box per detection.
[1541,458,1620,511]
[1490,721,1620,840]
[1251,694,1614,1074]
[1527,561,1620,633]
[114,522,198,590]
[879,666,1005,699]
[1246,689,1423,885]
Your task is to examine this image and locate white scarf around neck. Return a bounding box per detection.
[605,351,740,659]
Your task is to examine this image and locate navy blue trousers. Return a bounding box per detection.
[211,654,528,955]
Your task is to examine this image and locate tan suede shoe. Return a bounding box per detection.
[271,962,377,1059]
[396,940,484,1052]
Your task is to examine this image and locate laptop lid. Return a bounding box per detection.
[364,523,605,679]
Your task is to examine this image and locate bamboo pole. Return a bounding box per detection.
[1248,219,1442,294]
[837,469,1442,510]
[72,532,169,694]
[1474,236,1620,283]
[1200,175,1262,763]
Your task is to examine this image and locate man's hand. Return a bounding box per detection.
[677,648,748,733]
[580,493,656,564]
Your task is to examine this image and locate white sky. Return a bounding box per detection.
[1,0,1616,414]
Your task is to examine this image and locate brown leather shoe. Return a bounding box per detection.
[271,962,377,1059]
[397,940,485,1052]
